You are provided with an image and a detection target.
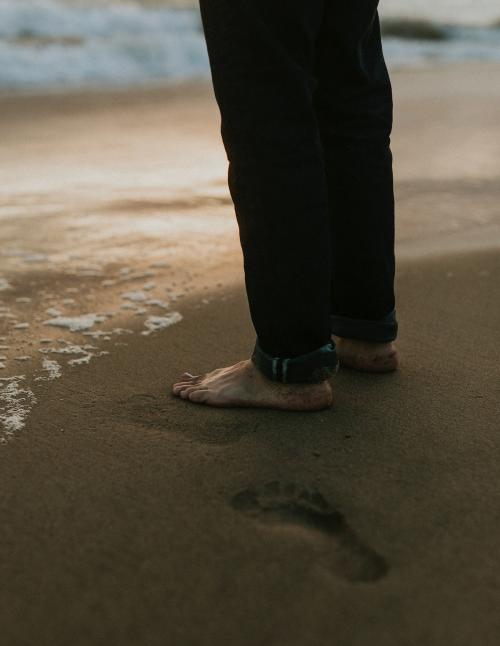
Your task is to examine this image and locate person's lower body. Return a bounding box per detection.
[172,0,398,409]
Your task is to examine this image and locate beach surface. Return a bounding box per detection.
[1,63,500,645]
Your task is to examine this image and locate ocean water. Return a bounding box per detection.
[1,0,500,90]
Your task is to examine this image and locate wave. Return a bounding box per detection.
[381,17,500,41]
[1,1,500,90]
[0,0,209,89]
[381,19,450,41]
[380,17,500,67]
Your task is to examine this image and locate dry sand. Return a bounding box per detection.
[1,63,500,646]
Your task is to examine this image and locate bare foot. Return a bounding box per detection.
[332,336,399,373]
[172,359,333,410]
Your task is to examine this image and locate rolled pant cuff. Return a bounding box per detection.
[251,340,339,384]
[330,309,398,343]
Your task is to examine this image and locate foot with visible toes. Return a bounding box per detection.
[332,336,399,373]
[172,359,333,410]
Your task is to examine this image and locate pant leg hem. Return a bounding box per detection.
[330,309,398,343]
[251,339,338,384]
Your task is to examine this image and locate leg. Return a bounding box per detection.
[315,2,398,370]
[173,0,337,408]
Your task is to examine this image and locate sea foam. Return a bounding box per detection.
[0,376,37,440]
[42,314,107,331]
[142,312,183,336]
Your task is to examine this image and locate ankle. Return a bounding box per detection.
[332,336,399,373]
[333,335,396,349]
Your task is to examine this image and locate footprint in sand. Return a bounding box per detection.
[231,482,388,583]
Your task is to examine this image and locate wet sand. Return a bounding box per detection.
[1,63,500,645]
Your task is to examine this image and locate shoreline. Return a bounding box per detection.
[1,59,499,100]
[1,60,500,438]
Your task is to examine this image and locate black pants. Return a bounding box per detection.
[199,0,397,383]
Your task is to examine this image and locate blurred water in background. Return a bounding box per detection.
[1,0,500,90]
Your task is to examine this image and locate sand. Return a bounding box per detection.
[1,63,500,645]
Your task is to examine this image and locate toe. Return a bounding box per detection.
[172,376,203,394]
[180,372,200,380]
[187,389,210,404]
[179,384,202,399]
[173,382,194,395]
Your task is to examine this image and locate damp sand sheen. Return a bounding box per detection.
[0,90,236,440]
